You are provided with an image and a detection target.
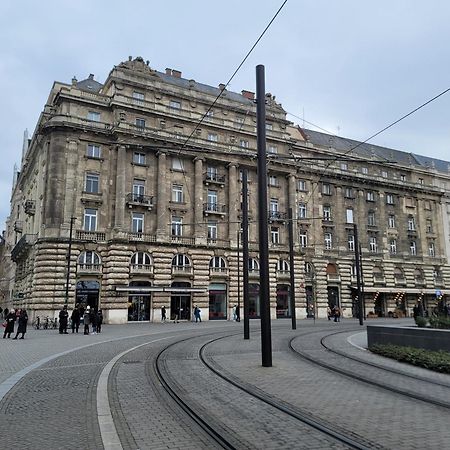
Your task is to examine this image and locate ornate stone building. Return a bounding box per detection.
[3,57,450,322]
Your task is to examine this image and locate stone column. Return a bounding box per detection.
[156,151,168,241]
[194,157,206,243]
[63,139,79,234]
[228,163,238,245]
[114,145,127,231]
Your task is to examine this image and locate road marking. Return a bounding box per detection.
[347,332,368,351]
[97,337,172,450]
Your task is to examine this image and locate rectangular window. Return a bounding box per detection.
[266,122,273,131]
[268,175,278,186]
[348,234,355,251]
[322,183,331,195]
[271,227,280,244]
[299,230,308,248]
[418,178,424,185]
[297,179,307,191]
[323,206,332,221]
[136,118,146,129]
[270,198,279,213]
[390,239,397,255]
[172,158,184,171]
[87,111,100,122]
[386,194,394,205]
[362,167,368,175]
[235,116,245,128]
[345,187,354,198]
[400,174,406,181]
[268,145,277,154]
[207,190,218,209]
[207,133,218,142]
[428,242,435,257]
[207,221,218,240]
[426,219,433,233]
[369,236,378,253]
[388,215,396,228]
[240,139,249,148]
[368,212,376,226]
[366,191,374,202]
[132,179,145,200]
[171,216,183,236]
[169,100,181,110]
[381,170,388,178]
[324,232,332,250]
[85,173,99,193]
[132,91,145,104]
[205,110,214,121]
[133,152,146,165]
[172,184,184,203]
[87,144,101,158]
[298,203,307,219]
[340,162,348,171]
[346,208,354,224]
[410,241,417,256]
[132,213,144,233]
[84,208,97,231]
[407,217,416,231]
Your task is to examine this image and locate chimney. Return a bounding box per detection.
[88,74,94,80]
[171,69,182,78]
[71,76,78,86]
[165,68,172,75]
[219,83,226,91]
[241,90,255,100]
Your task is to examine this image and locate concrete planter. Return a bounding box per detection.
[367,325,450,352]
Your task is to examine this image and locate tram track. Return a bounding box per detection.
[289,329,450,411]
[152,331,382,450]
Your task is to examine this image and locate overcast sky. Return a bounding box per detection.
[1,0,450,231]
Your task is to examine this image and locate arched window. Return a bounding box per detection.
[373,266,384,282]
[414,268,424,283]
[78,251,101,266]
[394,267,405,283]
[172,254,191,268]
[130,252,152,272]
[277,259,290,273]
[210,256,227,271]
[248,258,260,272]
[326,263,338,275]
[305,262,314,276]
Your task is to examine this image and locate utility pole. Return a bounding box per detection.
[242,169,250,339]
[237,230,240,323]
[65,217,75,306]
[256,65,272,367]
[288,208,296,329]
[353,223,364,326]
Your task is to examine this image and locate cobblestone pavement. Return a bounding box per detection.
[1,318,449,449]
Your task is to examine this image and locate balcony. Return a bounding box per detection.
[277,270,290,280]
[11,234,37,262]
[204,172,225,187]
[249,268,260,278]
[207,238,229,247]
[373,275,386,285]
[394,277,407,286]
[327,273,341,282]
[268,211,287,223]
[415,277,426,287]
[128,233,156,243]
[24,200,36,215]
[210,267,229,277]
[172,265,193,276]
[130,264,154,274]
[434,277,445,288]
[171,236,195,245]
[76,230,106,242]
[126,193,154,210]
[203,203,226,216]
[77,263,102,274]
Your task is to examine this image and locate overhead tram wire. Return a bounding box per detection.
[172,0,288,207]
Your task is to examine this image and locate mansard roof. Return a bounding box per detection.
[76,74,103,93]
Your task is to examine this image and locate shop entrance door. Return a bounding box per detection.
[76,281,100,311]
[170,282,191,320]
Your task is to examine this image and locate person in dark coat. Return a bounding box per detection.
[96,310,103,333]
[71,305,80,333]
[13,309,28,339]
[83,307,91,335]
[90,308,97,334]
[3,309,16,338]
[59,305,69,334]
[161,306,166,322]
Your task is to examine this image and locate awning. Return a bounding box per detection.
[350,286,445,295]
[115,286,207,293]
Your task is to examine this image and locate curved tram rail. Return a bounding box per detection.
[153,332,378,450]
[289,329,450,410]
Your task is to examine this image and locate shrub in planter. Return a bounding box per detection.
[429,315,450,329]
[414,316,428,328]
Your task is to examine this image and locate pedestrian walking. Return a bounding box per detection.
[333,305,341,322]
[3,309,16,339]
[71,304,80,333]
[232,305,237,321]
[83,307,91,335]
[59,305,69,334]
[96,310,103,333]
[13,309,28,339]
[194,305,201,323]
[173,306,179,323]
[235,304,240,322]
[161,306,166,322]
[327,306,332,320]
[90,308,97,334]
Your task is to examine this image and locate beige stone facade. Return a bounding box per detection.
[3,57,450,323]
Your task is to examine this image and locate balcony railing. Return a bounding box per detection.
[126,193,154,209]
[76,230,106,242]
[327,273,341,282]
[171,236,195,245]
[277,270,290,279]
[204,172,226,185]
[269,211,287,222]
[130,264,154,274]
[373,275,386,284]
[210,267,229,276]
[11,234,37,262]
[128,233,156,242]
[394,277,407,285]
[203,203,227,215]
[172,265,193,275]
[77,263,102,273]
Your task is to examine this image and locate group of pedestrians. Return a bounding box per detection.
[2,308,28,339]
[327,305,341,322]
[59,304,103,335]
